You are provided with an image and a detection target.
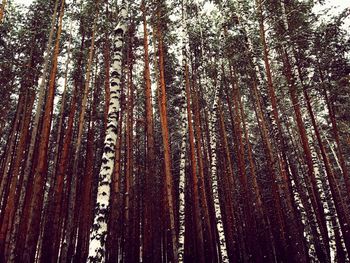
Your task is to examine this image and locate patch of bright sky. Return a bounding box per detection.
[14,0,349,15]
[12,0,32,6]
[313,0,349,29]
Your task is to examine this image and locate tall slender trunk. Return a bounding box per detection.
[250,78,289,262]
[106,100,124,263]
[17,0,59,240]
[6,2,59,260]
[227,63,256,261]
[156,6,178,262]
[0,93,25,262]
[321,74,350,193]
[88,4,127,261]
[39,27,72,263]
[177,80,188,263]
[104,37,111,131]
[63,6,99,261]
[141,2,158,261]
[0,88,35,262]
[123,27,134,262]
[75,84,97,263]
[191,69,215,261]
[238,80,276,261]
[47,25,86,262]
[292,53,348,259]
[23,2,65,260]
[0,0,7,23]
[282,47,330,256]
[178,2,204,261]
[0,95,23,205]
[184,62,205,263]
[251,1,313,260]
[207,90,228,263]
[217,100,238,263]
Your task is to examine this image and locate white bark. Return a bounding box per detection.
[208,89,229,263]
[325,136,342,173]
[287,159,317,261]
[87,5,127,262]
[177,1,191,261]
[177,107,187,263]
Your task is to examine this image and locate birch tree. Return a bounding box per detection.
[88,4,127,262]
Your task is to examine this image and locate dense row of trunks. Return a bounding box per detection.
[0,0,349,262]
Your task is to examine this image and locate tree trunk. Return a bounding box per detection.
[0,0,7,23]
[156,6,178,262]
[63,6,99,261]
[23,1,65,260]
[0,94,23,207]
[207,89,229,263]
[88,4,127,261]
[75,85,97,263]
[141,2,158,261]
[39,27,72,263]
[250,78,289,262]
[0,89,35,262]
[123,26,134,262]
[191,69,215,261]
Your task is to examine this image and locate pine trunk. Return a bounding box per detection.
[141,2,157,261]
[156,7,178,261]
[23,2,65,259]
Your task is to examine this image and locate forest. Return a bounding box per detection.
[0,0,349,262]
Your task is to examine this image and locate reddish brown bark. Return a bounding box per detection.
[141,2,158,261]
[0,0,7,23]
[0,95,24,204]
[322,83,350,194]
[22,2,65,260]
[250,79,289,262]
[49,87,78,262]
[296,61,350,255]
[156,8,178,261]
[0,92,31,261]
[74,81,98,262]
[283,50,330,258]
[123,27,134,262]
[254,2,317,259]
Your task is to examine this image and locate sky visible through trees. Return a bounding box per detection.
[0,0,349,262]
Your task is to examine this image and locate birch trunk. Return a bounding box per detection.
[177,93,188,263]
[177,5,188,257]
[88,5,127,261]
[208,88,229,263]
[192,70,216,261]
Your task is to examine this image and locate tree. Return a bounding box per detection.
[88,3,127,261]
